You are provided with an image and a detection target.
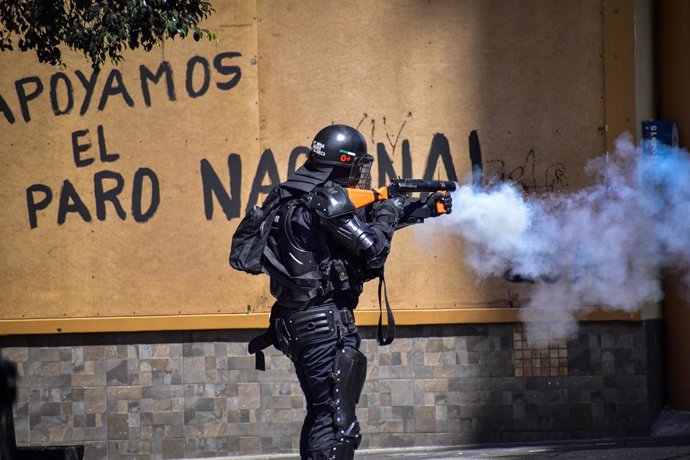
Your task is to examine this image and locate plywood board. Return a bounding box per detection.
[0,2,261,320]
[256,0,606,312]
[0,0,606,324]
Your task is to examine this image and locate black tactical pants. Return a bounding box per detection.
[273,304,366,460]
[296,332,360,459]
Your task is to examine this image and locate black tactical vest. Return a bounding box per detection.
[263,200,351,305]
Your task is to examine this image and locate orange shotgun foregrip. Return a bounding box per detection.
[435,190,449,214]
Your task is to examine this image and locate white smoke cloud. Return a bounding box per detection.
[434,134,690,343]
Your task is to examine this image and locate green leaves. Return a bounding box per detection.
[0,0,218,70]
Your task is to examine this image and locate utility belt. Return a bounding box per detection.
[248,305,356,370]
[249,272,395,371]
[275,305,357,362]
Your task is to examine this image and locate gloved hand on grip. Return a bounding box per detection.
[375,197,405,225]
[381,197,405,218]
[425,192,453,217]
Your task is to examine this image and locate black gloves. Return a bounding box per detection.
[425,192,453,217]
[379,197,405,220]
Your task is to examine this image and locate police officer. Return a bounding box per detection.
[252,124,451,460]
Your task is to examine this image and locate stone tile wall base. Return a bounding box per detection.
[0,321,664,460]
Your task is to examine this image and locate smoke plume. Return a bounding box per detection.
[435,134,690,343]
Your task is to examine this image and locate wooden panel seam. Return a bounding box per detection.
[0,308,641,336]
[603,0,637,149]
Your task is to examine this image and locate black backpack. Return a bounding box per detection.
[229,185,291,275]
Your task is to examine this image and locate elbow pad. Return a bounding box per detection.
[321,214,377,258]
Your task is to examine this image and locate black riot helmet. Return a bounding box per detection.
[307,124,374,189]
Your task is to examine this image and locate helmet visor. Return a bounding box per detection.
[349,154,374,189]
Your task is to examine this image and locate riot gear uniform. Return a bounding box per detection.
[261,185,399,460]
[246,124,448,460]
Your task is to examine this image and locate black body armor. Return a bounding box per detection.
[263,183,385,306]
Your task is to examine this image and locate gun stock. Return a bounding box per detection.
[346,186,389,208]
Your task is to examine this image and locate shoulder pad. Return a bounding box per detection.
[301,184,355,218]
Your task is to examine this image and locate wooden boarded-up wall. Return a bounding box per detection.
[0,0,606,327]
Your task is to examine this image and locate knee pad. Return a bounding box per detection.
[332,345,367,447]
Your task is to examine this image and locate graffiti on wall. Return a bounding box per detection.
[1,51,241,229]
[200,127,460,221]
[484,150,568,194]
[2,52,566,231]
[25,124,161,229]
[0,52,242,123]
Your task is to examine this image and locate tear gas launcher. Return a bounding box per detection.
[344,178,457,343]
[346,178,456,221]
